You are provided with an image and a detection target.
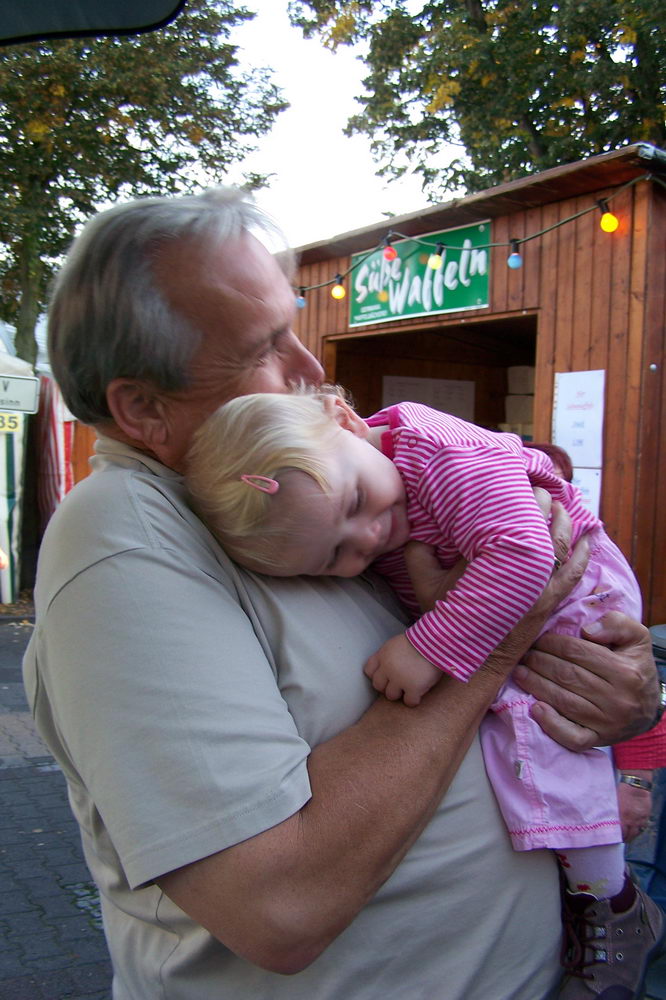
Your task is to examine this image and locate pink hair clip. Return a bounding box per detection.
[240,474,280,495]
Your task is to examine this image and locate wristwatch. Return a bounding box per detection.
[655,681,666,726]
[619,774,653,791]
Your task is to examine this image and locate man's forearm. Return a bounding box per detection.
[290,647,516,939]
[158,651,510,973]
[157,573,566,974]
[158,527,587,971]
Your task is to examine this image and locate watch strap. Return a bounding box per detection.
[619,774,653,791]
[655,681,666,726]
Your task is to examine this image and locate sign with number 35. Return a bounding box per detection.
[0,412,23,433]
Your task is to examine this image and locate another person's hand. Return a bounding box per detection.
[402,541,466,612]
[617,771,654,842]
[364,634,441,707]
[513,613,659,751]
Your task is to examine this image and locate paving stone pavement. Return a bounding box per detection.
[0,618,112,999]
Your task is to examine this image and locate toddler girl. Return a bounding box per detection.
[186,386,665,994]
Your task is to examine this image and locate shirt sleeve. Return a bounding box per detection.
[614,714,666,769]
[405,444,555,681]
[31,545,313,889]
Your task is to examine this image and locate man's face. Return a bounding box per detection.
[153,232,324,469]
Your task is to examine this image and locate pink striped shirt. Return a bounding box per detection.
[369,402,600,682]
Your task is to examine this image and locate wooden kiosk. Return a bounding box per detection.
[292,144,666,626]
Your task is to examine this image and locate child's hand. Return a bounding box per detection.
[617,771,653,842]
[364,634,442,707]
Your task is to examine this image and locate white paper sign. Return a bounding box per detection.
[552,370,605,468]
[382,375,475,421]
[571,467,602,518]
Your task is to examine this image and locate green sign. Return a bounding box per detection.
[349,222,490,327]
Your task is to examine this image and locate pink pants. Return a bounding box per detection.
[480,527,641,851]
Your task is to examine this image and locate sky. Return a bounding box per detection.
[229,3,441,248]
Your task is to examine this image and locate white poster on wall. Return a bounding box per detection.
[571,467,602,516]
[552,369,605,468]
[382,375,475,421]
[552,369,605,517]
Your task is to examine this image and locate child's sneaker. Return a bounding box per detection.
[559,874,666,998]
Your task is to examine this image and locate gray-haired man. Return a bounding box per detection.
[24,188,661,999]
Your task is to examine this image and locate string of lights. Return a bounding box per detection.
[294,171,653,306]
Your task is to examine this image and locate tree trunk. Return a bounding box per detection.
[13,240,42,367]
[521,115,547,166]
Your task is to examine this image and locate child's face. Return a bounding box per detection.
[266,427,410,578]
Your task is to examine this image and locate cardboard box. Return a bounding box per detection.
[498,423,534,440]
[505,394,534,423]
[507,366,535,394]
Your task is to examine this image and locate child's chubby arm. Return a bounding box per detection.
[365,635,442,707]
[365,549,468,707]
[366,489,564,708]
[408,447,557,682]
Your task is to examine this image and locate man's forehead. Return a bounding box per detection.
[156,232,294,348]
[158,232,280,299]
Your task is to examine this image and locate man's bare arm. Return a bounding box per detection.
[157,532,588,974]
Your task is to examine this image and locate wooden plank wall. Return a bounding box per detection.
[633,184,666,625]
[295,178,665,624]
[533,181,664,624]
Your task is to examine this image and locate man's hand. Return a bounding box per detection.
[364,634,442,707]
[402,541,466,612]
[513,612,659,750]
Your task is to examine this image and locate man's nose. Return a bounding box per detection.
[289,335,324,385]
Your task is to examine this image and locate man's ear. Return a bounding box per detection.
[322,395,369,438]
[105,378,170,449]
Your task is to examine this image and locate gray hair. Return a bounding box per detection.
[48,188,290,425]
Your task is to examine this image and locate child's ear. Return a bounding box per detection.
[322,395,369,438]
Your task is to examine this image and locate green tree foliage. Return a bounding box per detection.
[289,0,666,199]
[0,0,287,363]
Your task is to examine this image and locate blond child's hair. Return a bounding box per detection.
[186,385,349,570]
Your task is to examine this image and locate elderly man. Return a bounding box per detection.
[23,189,660,1000]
